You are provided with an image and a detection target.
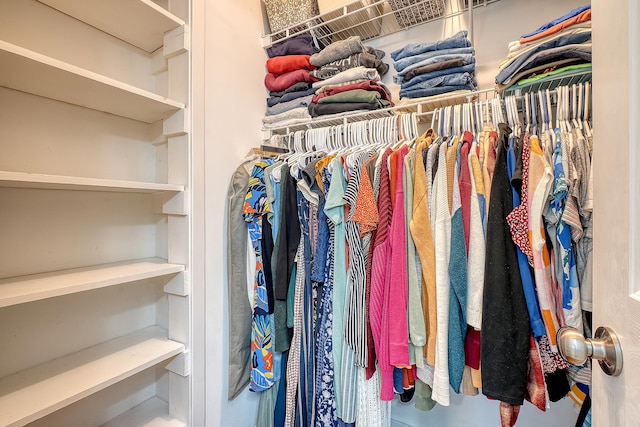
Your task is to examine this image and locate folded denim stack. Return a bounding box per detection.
[307,36,393,117]
[495,5,592,92]
[263,35,322,128]
[391,30,478,100]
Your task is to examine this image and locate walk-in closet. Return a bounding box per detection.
[0,0,637,426]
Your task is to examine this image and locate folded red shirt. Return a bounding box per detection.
[264,69,319,92]
[266,55,316,74]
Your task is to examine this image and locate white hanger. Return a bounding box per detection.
[444,106,453,138]
[452,105,459,137]
[544,89,554,130]
[577,83,585,130]
[512,95,520,133]
[431,108,438,132]
[530,92,538,135]
[537,90,546,132]
[564,86,570,132]
[490,97,499,128]
[584,81,592,137]
[505,96,514,129]
[571,84,580,130]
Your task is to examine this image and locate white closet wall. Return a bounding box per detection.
[197,0,591,426]
[191,0,268,425]
[0,1,192,426]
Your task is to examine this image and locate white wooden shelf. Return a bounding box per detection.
[0,171,184,193]
[101,397,186,427]
[38,0,185,53]
[0,40,184,124]
[0,258,185,308]
[0,326,184,427]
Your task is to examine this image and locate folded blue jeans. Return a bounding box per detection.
[394,47,475,73]
[395,62,475,85]
[391,30,471,61]
[400,84,476,99]
[402,72,475,92]
[397,53,475,79]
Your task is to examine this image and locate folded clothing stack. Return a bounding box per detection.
[391,30,478,100]
[263,35,321,128]
[495,4,592,92]
[307,36,392,117]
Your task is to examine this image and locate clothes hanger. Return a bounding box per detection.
[564,85,572,132]
[577,83,584,130]
[505,95,514,129]
[524,91,531,134]
[511,95,520,134]
[559,85,566,132]
[545,89,555,131]
[511,95,519,135]
[452,104,460,140]
[537,90,547,133]
[445,105,453,139]
[491,97,499,128]
[431,107,439,132]
[462,103,468,133]
[530,92,538,136]
[584,81,592,137]
[561,86,571,132]
[571,84,581,131]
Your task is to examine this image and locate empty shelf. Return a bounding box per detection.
[0,171,184,193]
[0,258,185,308]
[0,40,184,123]
[0,326,184,427]
[38,0,185,53]
[101,397,186,427]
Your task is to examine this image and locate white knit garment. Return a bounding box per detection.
[431,142,451,406]
[466,141,486,329]
[356,367,391,427]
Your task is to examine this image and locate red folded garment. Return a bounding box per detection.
[519,9,591,45]
[264,69,318,92]
[312,80,394,105]
[266,55,316,74]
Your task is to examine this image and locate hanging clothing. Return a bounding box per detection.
[227,155,258,400]
[243,159,276,392]
[481,124,530,406]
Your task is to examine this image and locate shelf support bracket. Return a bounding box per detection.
[164,24,189,59]
[164,270,190,296]
[163,191,187,215]
[167,349,191,377]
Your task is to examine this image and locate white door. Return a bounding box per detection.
[592,0,640,425]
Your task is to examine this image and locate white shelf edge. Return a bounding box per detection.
[0,326,184,427]
[101,396,186,427]
[0,40,184,123]
[0,258,185,308]
[37,0,185,53]
[0,171,184,193]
